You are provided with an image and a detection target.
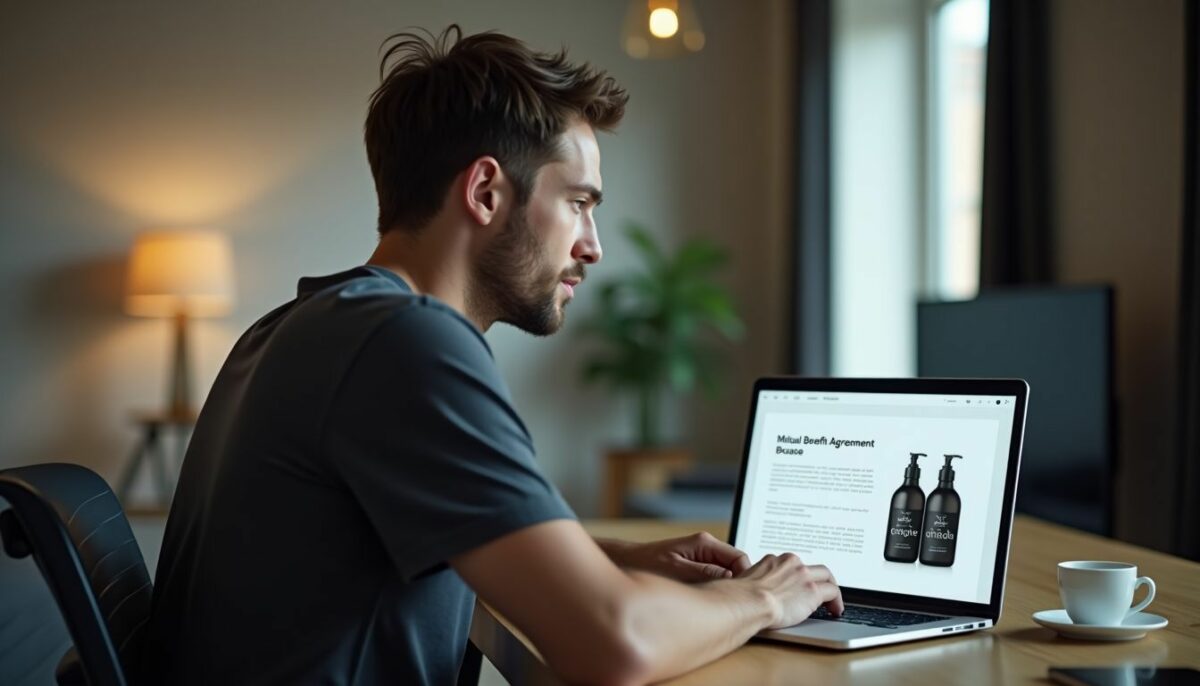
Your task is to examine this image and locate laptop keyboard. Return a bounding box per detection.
[810,605,948,629]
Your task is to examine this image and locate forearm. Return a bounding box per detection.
[617,571,777,683]
[459,523,782,686]
[586,535,773,681]
[593,536,637,567]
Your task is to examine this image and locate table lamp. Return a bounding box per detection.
[126,230,235,420]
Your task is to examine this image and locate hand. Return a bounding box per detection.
[597,532,752,583]
[738,553,843,629]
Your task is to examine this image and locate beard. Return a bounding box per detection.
[471,206,584,336]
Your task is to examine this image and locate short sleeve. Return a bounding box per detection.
[322,304,575,581]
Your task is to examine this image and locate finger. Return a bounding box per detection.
[749,553,781,570]
[728,552,752,575]
[694,539,753,574]
[801,564,835,583]
[696,562,735,580]
[816,581,845,616]
[676,560,734,582]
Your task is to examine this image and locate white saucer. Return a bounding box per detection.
[1032,609,1168,641]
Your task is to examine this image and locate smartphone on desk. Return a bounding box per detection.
[1049,667,1200,686]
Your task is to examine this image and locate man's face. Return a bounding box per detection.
[475,120,604,336]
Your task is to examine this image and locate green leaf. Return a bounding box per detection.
[667,351,697,392]
[670,240,727,278]
[693,345,725,396]
[624,223,667,271]
[575,220,746,443]
[581,358,617,385]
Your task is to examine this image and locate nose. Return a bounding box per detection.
[571,219,602,264]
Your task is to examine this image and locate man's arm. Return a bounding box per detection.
[452,520,842,686]
[593,532,752,581]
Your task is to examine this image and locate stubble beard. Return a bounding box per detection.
[471,207,580,337]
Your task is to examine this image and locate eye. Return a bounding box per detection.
[572,198,589,211]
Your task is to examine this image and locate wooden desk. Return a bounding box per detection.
[470,516,1200,685]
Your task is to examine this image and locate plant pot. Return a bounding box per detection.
[601,446,694,518]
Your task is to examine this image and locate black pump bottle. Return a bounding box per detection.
[883,453,926,562]
[919,454,963,567]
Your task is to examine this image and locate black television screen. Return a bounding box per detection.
[917,287,1115,535]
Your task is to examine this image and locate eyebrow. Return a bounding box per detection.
[567,184,603,205]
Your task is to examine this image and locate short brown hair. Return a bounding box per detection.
[364,25,628,234]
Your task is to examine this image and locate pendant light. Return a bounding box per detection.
[622,0,705,60]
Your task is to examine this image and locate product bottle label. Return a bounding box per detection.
[885,508,924,557]
[922,512,960,557]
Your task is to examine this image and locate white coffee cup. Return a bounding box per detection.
[1057,561,1155,625]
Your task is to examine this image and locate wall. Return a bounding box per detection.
[1050,0,1185,550]
[0,0,793,515]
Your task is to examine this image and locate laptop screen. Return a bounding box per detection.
[732,389,1018,605]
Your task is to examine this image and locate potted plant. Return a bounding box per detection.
[579,222,744,515]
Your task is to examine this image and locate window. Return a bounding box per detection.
[831,0,924,376]
[829,0,988,376]
[926,0,989,300]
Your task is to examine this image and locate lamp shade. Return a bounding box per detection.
[126,230,235,317]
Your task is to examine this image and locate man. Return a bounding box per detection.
[145,26,842,685]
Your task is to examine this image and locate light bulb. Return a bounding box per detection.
[648,8,679,39]
[621,0,703,59]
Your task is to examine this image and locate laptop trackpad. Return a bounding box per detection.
[770,618,894,640]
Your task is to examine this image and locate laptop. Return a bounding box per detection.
[728,377,1029,649]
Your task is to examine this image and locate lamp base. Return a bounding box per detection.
[167,310,193,420]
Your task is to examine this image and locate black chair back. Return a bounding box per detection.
[0,463,152,686]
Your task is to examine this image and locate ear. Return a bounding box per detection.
[462,156,509,227]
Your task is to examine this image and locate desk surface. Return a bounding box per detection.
[470,516,1200,685]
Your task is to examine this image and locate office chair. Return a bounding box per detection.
[0,463,152,686]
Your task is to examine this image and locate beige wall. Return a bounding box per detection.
[1050,0,1185,550]
[0,1,793,514]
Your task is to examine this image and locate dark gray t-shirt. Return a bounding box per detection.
[144,266,574,685]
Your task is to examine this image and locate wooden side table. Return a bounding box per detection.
[116,410,197,512]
